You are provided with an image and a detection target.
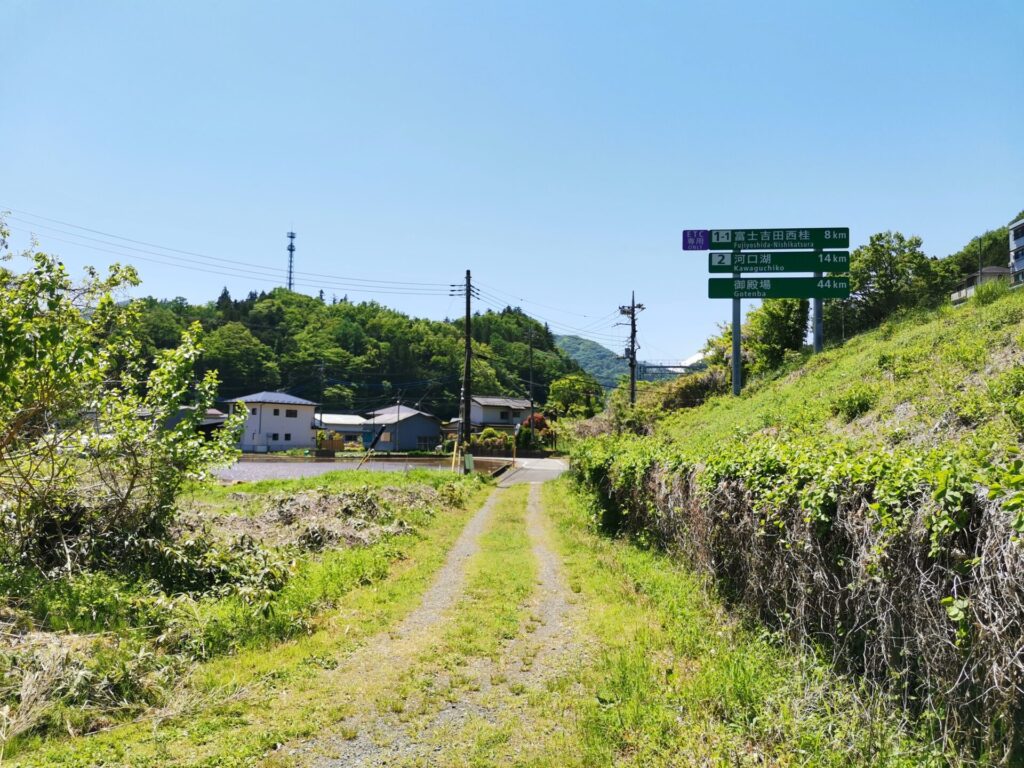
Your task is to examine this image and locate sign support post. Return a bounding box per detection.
[732,295,742,396]
[684,227,850,397]
[813,271,824,353]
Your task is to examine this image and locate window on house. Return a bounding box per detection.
[284,433,291,441]
[285,409,298,418]
[250,408,257,415]
[499,411,509,420]
[417,436,435,450]
[272,433,279,441]
[511,411,520,417]
[1014,225,1024,240]
[273,408,280,416]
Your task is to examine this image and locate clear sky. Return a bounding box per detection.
[3,1,1022,362]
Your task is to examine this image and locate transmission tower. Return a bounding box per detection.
[286,231,296,291]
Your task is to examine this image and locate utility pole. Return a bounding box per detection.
[450,270,478,465]
[286,231,296,291]
[619,291,645,405]
[528,327,535,445]
[394,392,402,454]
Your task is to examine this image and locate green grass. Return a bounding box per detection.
[4,474,491,765]
[661,289,1024,454]
[528,479,943,767]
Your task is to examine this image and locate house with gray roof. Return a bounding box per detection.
[363,405,442,452]
[470,395,532,431]
[228,391,318,452]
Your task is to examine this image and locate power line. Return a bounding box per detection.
[2,208,450,288]
[5,224,451,297]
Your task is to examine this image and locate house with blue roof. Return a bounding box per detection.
[228,391,318,452]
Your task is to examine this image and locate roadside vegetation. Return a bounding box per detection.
[567,215,1024,763]
[0,224,489,760]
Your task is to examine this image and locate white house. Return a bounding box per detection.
[230,391,318,452]
[470,396,532,431]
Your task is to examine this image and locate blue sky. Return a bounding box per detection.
[2,1,1022,362]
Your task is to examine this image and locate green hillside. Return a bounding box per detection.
[572,285,1024,763]
[555,335,629,388]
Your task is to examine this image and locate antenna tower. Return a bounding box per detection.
[286,231,296,290]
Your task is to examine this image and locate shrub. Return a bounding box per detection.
[971,278,1009,307]
[0,231,241,572]
[830,383,878,421]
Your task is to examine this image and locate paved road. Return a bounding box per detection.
[497,457,569,486]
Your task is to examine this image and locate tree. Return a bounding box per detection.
[0,222,240,571]
[200,322,280,396]
[546,372,604,419]
[823,231,941,342]
[745,299,809,375]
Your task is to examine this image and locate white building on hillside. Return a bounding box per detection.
[230,391,318,452]
[1011,216,1024,286]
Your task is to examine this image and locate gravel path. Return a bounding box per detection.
[275,483,584,767]
[271,489,505,767]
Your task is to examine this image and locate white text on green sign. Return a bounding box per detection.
[708,251,850,273]
[709,228,849,251]
[707,276,850,299]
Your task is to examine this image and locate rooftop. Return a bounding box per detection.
[230,391,318,406]
[315,413,367,427]
[366,405,437,420]
[472,395,532,410]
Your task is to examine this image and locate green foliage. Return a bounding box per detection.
[830,382,878,421]
[199,321,280,393]
[136,291,580,415]
[0,227,242,571]
[744,298,809,375]
[971,278,1010,306]
[554,335,629,389]
[823,231,946,342]
[546,372,604,419]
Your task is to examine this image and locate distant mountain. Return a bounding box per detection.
[555,335,705,389]
[554,336,630,389]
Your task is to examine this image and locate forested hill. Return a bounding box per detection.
[555,335,629,389]
[137,289,582,417]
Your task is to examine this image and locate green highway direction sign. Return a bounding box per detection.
[708,250,849,273]
[709,227,849,251]
[708,276,850,300]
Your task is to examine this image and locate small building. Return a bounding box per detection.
[363,405,441,452]
[470,396,532,431]
[229,391,318,452]
[950,266,1011,305]
[1011,217,1024,286]
[313,413,367,449]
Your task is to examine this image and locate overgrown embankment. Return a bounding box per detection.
[0,470,483,757]
[572,290,1024,764]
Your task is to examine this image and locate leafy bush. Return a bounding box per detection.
[830,383,878,421]
[971,278,1009,307]
[0,229,242,572]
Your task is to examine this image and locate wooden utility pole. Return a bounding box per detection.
[462,270,473,453]
[619,292,645,405]
[528,327,535,444]
[449,271,477,470]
